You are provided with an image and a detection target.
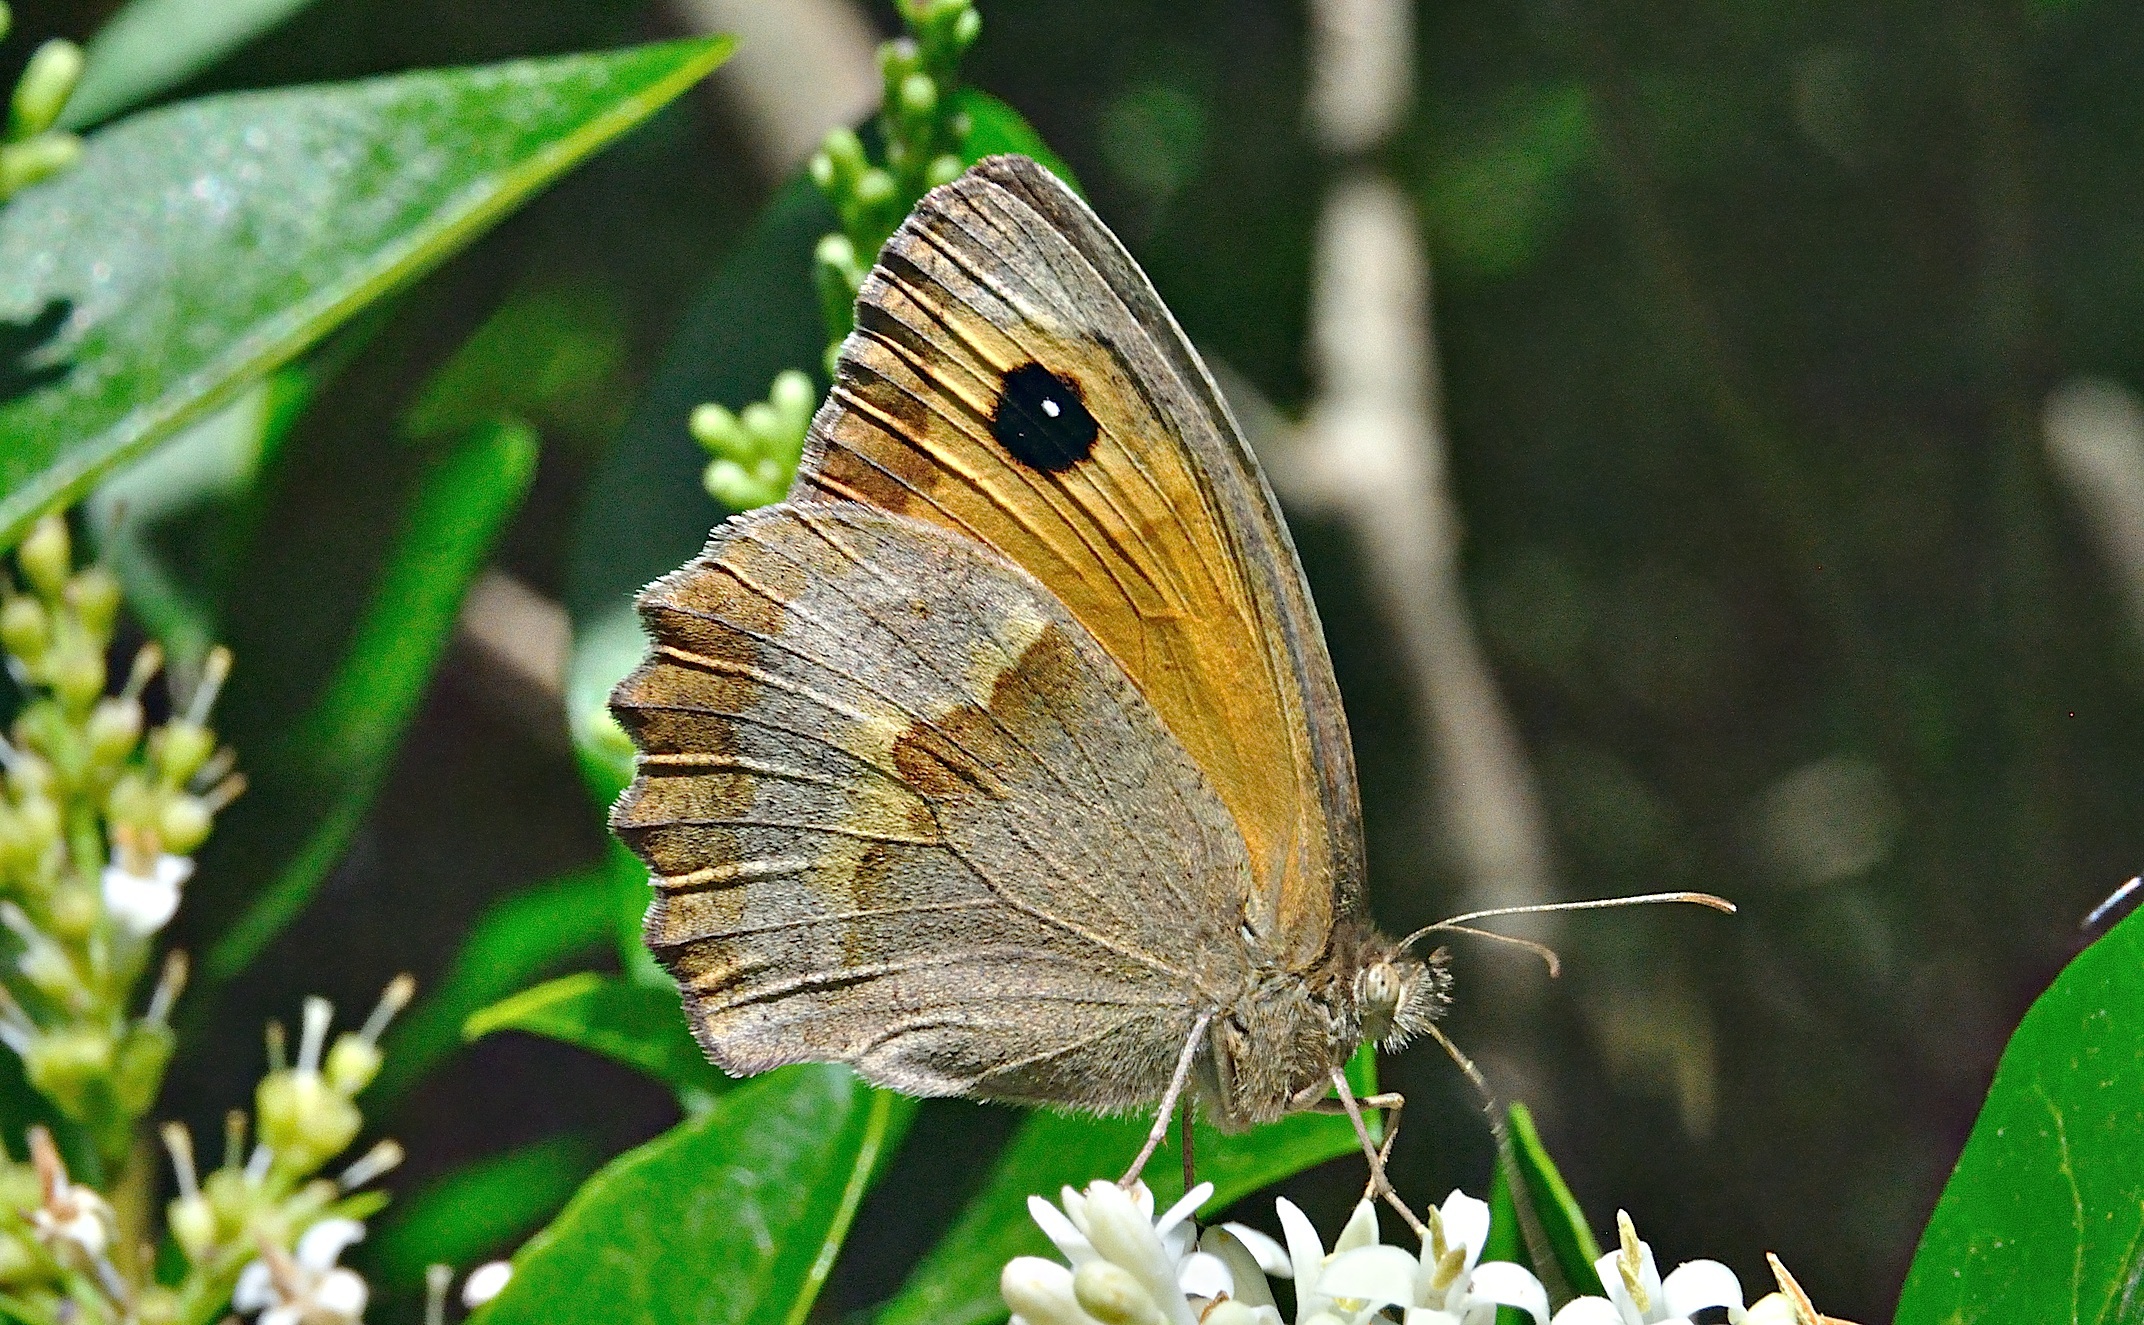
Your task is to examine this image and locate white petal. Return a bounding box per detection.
[101,857,189,937]
[1201,1227,1277,1309]
[1462,1262,1549,1325]
[1127,1181,1157,1222]
[260,1309,300,1325]
[1661,1260,1744,1317]
[1081,1183,1196,1325]
[1063,1186,1091,1235]
[1592,1251,1648,1322]
[462,1261,513,1307]
[1178,1250,1234,1300]
[1320,1245,1419,1310]
[1301,1313,1351,1325]
[1205,1302,1268,1325]
[233,1260,274,1311]
[1550,1300,1630,1325]
[1222,1223,1291,1278]
[1157,1183,1213,1238]
[1274,1199,1329,1303]
[1004,1257,1098,1325]
[1743,1293,1800,1325]
[1435,1191,1492,1273]
[1334,1199,1381,1253]
[295,1217,366,1270]
[1075,1260,1165,1325]
[1401,1310,1464,1325]
[1031,1194,1099,1266]
[312,1268,368,1319]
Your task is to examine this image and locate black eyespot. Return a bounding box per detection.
[991,362,1097,471]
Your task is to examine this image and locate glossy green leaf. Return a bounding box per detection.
[61,0,327,129]
[0,36,734,549]
[366,1135,604,1286]
[562,89,1069,802]
[1502,1102,1605,1303]
[465,971,724,1115]
[1895,906,2144,1325]
[877,1052,1374,1325]
[371,857,630,1109]
[202,420,537,981]
[473,1065,915,1325]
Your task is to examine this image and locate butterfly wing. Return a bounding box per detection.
[611,501,1254,1109]
[793,154,1364,967]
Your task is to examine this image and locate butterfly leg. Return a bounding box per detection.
[1180,1092,1197,1194]
[1326,1069,1427,1238]
[1119,1012,1213,1188]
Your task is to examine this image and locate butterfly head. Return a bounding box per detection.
[1353,943,1452,1052]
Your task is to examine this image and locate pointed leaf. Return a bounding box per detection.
[1895,906,2144,1325]
[62,0,328,128]
[0,36,734,547]
[473,1065,915,1325]
[465,972,723,1115]
[1502,1102,1605,1303]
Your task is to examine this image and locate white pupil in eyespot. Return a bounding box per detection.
[1041,397,1061,418]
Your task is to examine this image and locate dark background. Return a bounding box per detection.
[16,1,2144,1319]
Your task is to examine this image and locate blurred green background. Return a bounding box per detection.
[15,0,2144,1319]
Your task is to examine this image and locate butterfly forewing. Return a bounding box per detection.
[611,502,1255,1109]
[794,154,1365,966]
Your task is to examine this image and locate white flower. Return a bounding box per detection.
[1275,1196,1388,1325]
[27,1124,113,1263]
[1006,1181,1285,1325]
[1317,1189,1550,1325]
[1550,1212,1745,1325]
[234,1218,370,1325]
[101,852,192,937]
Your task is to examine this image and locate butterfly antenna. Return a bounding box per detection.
[1398,890,1736,958]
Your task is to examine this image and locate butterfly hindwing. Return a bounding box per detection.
[610,501,1254,1109]
[792,155,1365,967]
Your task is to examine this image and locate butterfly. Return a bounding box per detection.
[611,154,1459,1199]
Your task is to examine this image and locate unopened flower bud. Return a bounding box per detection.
[158,795,212,855]
[9,792,58,862]
[1073,1261,1162,1325]
[15,935,81,1005]
[154,721,215,787]
[0,132,78,195]
[9,39,83,141]
[85,696,143,768]
[168,1191,215,1260]
[45,879,96,940]
[324,1035,383,1096]
[950,4,981,48]
[66,566,119,640]
[113,1021,175,1115]
[23,1027,113,1116]
[0,595,46,663]
[0,1227,37,1284]
[257,1070,362,1173]
[926,153,964,189]
[899,71,938,119]
[1002,1258,1088,1325]
[855,166,898,212]
[51,642,104,711]
[15,517,68,600]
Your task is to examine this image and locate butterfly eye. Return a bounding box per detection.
[992,362,1098,471]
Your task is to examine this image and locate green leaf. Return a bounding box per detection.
[371,856,630,1110]
[1895,906,2144,1325]
[465,971,724,1115]
[0,36,735,549]
[877,1051,1375,1325]
[1501,1102,1605,1304]
[563,89,1070,801]
[367,1135,604,1287]
[201,420,537,982]
[61,0,328,129]
[473,1065,916,1325]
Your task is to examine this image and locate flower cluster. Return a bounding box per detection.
[692,369,815,511]
[162,979,414,1325]
[1002,1181,1855,1325]
[0,2,83,200]
[0,515,243,1160]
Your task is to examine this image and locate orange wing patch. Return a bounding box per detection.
[793,159,1350,965]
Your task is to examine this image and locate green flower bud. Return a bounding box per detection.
[22,1027,113,1117]
[202,1167,250,1224]
[134,1285,181,1325]
[85,697,143,770]
[16,517,68,600]
[67,566,120,640]
[879,37,919,86]
[168,1192,216,1261]
[9,39,83,141]
[819,127,866,186]
[0,595,45,664]
[951,4,981,50]
[926,153,964,190]
[50,640,104,712]
[113,1021,174,1116]
[0,1228,36,1286]
[44,880,95,941]
[0,132,79,197]
[703,459,770,511]
[854,167,898,214]
[769,370,815,426]
[899,71,938,120]
[324,1033,383,1095]
[10,793,58,861]
[0,1163,37,1216]
[158,794,212,855]
[808,148,837,194]
[739,399,783,450]
[256,1070,361,1173]
[688,402,750,461]
[153,720,215,787]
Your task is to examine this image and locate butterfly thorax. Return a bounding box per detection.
[1203,920,1451,1128]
